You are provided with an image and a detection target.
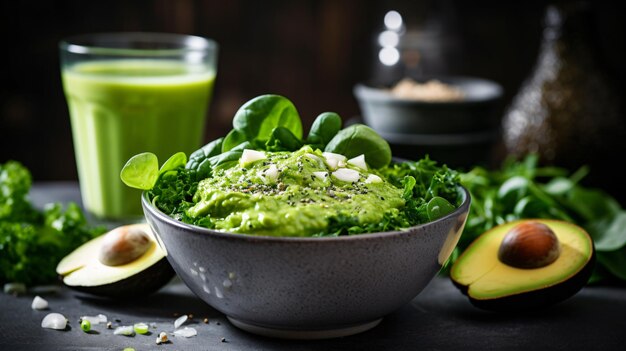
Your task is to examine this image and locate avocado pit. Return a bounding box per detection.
[56,223,175,299]
[498,221,561,269]
[450,219,595,311]
[99,226,152,266]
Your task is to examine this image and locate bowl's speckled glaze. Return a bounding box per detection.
[142,187,470,339]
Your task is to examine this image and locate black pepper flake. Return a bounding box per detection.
[380,196,385,201]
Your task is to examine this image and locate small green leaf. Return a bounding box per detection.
[266,127,303,151]
[427,196,456,221]
[222,129,247,152]
[229,95,303,150]
[588,212,626,251]
[307,112,342,148]
[401,176,416,200]
[160,152,187,174]
[120,153,159,190]
[497,176,529,208]
[186,137,224,170]
[325,124,391,168]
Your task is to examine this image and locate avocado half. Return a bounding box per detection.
[450,219,595,311]
[56,223,175,299]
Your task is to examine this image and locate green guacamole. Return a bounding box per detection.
[185,146,404,236]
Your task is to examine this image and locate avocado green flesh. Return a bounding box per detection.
[56,224,171,290]
[451,220,593,300]
[186,146,405,237]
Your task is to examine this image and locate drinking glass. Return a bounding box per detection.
[60,32,218,220]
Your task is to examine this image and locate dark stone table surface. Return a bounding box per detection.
[1,182,625,350]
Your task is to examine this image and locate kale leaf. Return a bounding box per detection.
[0,161,105,285]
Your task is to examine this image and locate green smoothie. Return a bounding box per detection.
[62,60,215,219]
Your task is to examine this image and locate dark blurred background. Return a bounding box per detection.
[1,0,625,200]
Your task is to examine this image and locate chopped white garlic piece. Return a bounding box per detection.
[31,296,48,310]
[347,154,368,170]
[332,168,360,183]
[240,149,266,167]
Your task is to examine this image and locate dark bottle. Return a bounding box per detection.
[502,2,625,180]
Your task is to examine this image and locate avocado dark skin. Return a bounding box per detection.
[453,252,595,312]
[450,219,595,312]
[62,258,175,299]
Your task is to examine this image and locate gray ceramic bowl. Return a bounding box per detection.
[142,187,470,339]
[354,76,503,135]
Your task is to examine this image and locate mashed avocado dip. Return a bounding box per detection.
[186,146,404,237]
[121,95,461,237]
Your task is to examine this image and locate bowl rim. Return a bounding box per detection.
[354,76,503,105]
[141,184,471,243]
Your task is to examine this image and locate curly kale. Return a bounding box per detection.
[0,161,105,285]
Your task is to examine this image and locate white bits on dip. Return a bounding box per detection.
[41,313,67,330]
[332,168,360,183]
[240,149,266,167]
[31,296,48,310]
[365,174,383,184]
[322,152,347,170]
[347,154,368,170]
[313,171,328,180]
[304,153,323,164]
[258,164,279,184]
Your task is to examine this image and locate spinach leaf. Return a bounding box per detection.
[187,138,224,170]
[325,124,391,169]
[222,129,247,152]
[160,152,187,174]
[265,127,303,151]
[587,211,626,251]
[209,149,245,171]
[120,152,159,190]
[597,249,626,280]
[306,112,342,150]
[223,95,303,151]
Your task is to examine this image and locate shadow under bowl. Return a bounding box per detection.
[142,187,471,339]
[354,76,503,135]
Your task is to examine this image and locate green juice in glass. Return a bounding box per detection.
[62,60,215,219]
